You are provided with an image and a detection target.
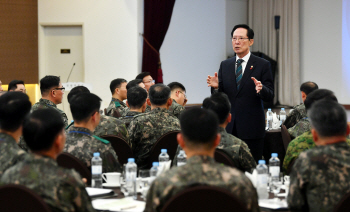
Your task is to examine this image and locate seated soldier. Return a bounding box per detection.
[174,93,256,173]
[144,108,259,212]
[8,80,26,93]
[288,100,350,212]
[64,93,122,173]
[167,82,187,118]
[283,89,347,174]
[128,84,180,169]
[119,86,147,127]
[66,86,128,139]
[0,79,3,91]
[136,72,154,113]
[1,109,95,212]
[119,79,147,117]
[283,81,318,128]
[0,92,31,176]
[106,78,128,116]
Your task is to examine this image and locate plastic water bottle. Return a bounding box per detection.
[269,153,280,182]
[91,152,103,188]
[125,158,137,199]
[257,160,268,199]
[150,162,159,184]
[266,108,273,129]
[280,108,286,125]
[177,150,187,166]
[159,149,169,168]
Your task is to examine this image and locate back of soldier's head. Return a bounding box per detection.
[70,93,101,122]
[202,93,231,124]
[308,100,347,138]
[40,75,60,95]
[127,86,147,109]
[304,89,337,112]
[300,81,318,95]
[110,78,127,94]
[23,109,65,151]
[67,86,90,103]
[0,92,31,132]
[149,84,171,106]
[180,108,219,148]
[167,82,186,93]
[126,79,143,90]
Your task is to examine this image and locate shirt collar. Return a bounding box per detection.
[236,51,251,63]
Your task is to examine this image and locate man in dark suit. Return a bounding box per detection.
[207,24,274,162]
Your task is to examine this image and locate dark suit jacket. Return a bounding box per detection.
[216,54,274,139]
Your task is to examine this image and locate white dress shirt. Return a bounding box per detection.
[235,51,251,75]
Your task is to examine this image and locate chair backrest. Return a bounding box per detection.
[104,108,107,115]
[100,135,133,165]
[104,108,121,118]
[0,184,51,212]
[333,191,350,212]
[161,185,248,212]
[214,149,236,168]
[281,125,291,151]
[148,130,180,169]
[57,152,91,185]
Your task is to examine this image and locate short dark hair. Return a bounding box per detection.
[300,81,319,95]
[308,100,347,137]
[67,86,90,103]
[23,109,65,151]
[202,93,231,124]
[40,75,60,95]
[110,78,127,94]
[8,80,24,91]
[126,79,143,90]
[127,86,148,109]
[70,93,101,122]
[304,89,337,112]
[0,92,31,132]
[148,84,171,106]
[231,24,254,39]
[180,108,219,146]
[167,82,186,92]
[135,72,151,80]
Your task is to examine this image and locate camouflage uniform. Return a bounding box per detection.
[118,111,142,127]
[283,103,306,128]
[106,98,127,116]
[18,136,29,152]
[119,107,130,117]
[64,126,122,173]
[288,142,350,212]
[128,107,180,169]
[145,104,151,113]
[144,155,259,212]
[0,133,28,177]
[168,99,185,119]
[283,131,350,173]
[32,98,68,128]
[1,154,95,212]
[173,127,256,173]
[287,118,311,140]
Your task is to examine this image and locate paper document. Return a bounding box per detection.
[259,199,288,209]
[86,187,114,197]
[92,198,145,211]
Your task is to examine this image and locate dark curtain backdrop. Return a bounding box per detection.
[141,0,176,83]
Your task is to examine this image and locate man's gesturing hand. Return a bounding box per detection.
[251,77,263,93]
[207,72,219,89]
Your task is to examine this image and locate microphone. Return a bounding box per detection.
[66,63,76,82]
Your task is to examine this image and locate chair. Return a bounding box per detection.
[148,130,180,169]
[100,135,133,165]
[0,184,51,212]
[57,152,91,185]
[104,108,121,118]
[333,192,350,212]
[104,108,107,115]
[281,124,291,151]
[161,185,248,212]
[214,149,236,168]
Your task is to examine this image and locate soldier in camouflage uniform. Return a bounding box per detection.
[1,109,95,212]
[32,75,68,127]
[106,78,128,116]
[145,108,259,212]
[0,92,31,176]
[119,86,148,127]
[167,82,187,119]
[283,81,318,128]
[128,84,180,169]
[288,100,350,212]
[64,93,122,173]
[287,117,311,139]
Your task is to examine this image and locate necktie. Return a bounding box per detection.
[235,59,244,89]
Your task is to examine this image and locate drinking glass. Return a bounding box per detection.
[139,170,150,200]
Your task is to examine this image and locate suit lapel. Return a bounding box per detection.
[236,54,256,95]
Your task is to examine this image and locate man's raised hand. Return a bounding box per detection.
[207,72,219,89]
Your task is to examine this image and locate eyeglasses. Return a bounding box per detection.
[143,80,155,84]
[232,37,249,42]
[53,87,65,91]
[179,91,187,99]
